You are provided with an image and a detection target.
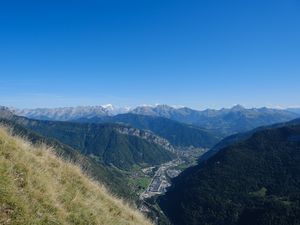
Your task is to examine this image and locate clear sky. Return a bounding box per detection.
[0,0,299,109]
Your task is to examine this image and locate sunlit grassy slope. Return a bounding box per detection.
[0,127,152,225]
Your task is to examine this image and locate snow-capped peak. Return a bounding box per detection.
[101,104,114,110]
[13,104,131,121]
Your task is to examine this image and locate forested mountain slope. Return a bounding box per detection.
[75,113,221,149]
[159,121,300,225]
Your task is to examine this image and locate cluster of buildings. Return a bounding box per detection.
[140,159,182,200]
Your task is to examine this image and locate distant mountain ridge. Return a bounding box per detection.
[13,104,298,136]
[12,104,131,121]
[131,104,299,135]
[287,108,300,115]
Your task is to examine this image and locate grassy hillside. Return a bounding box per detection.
[0,118,134,200]
[159,123,300,225]
[0,126,152,225]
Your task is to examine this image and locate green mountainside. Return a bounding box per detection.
[75,113,221,149]
[3,112,175,170]
[159,121,300,225]
[201,118,300,163]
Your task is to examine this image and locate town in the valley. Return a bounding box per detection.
[138,148,208,213]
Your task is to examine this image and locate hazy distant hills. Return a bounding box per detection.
[132,104,299,135]
[14,104,299,137]
[287,108,300,115]
[75,113,221,149]
[159,120,300,225]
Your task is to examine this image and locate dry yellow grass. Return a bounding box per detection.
[0,126,153,225]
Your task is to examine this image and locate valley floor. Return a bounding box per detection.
[136,148,208,223]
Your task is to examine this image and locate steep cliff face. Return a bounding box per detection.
[115,126,175,152]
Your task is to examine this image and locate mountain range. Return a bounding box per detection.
[2,104,300,225]
[13,104,299,136]
[131,104,299,135]
[12,104,130,121]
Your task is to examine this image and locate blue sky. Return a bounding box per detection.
[0,0,299,109]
